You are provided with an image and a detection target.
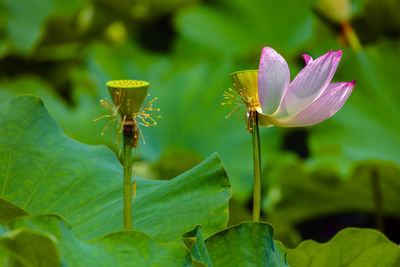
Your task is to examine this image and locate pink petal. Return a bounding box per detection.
[275,81,355,127]
[302,54,313,65]
[258,47,290,114]
[275,50,342,117]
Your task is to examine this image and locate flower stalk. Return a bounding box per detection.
[94,80,159,231]
[123,123,134,230]
[341,23,362,52]
[226,71,264,221]
[314,0,362,52]
[249,111,261,221]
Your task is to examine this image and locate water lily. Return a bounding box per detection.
[257,47,355,127]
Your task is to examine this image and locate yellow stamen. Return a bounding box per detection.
[101,118,117,136]
[93,114,112,122]
[139,127,146,145]
[120,115,127,135]
[222,88,246,118]
[132,182,136,198]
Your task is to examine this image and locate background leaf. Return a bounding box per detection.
[1,0,86,54]
[267,159,400,224]
[175,0,314,55]
[1,0,400,255]
[287,227,400,267]
[0,228,60,267]
[309,42,400,173]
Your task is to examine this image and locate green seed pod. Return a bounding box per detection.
[106,80,149,118]
[230,70,260,112]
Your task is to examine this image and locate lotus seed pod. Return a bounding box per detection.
[230,70,260,112]
[106,80,149,118]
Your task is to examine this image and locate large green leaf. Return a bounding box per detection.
[308,42,400,173]
[0,95,231,241]
[2,214,192,267]
[205,222,289,267]
[174,0,314,56]
[287,227,400,267]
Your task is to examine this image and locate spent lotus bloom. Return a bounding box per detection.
[225,47,355,129]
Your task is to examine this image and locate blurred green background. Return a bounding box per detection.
[0,0,400,247]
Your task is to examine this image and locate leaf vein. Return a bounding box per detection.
[1,148,13,197]
[43,170,94,213]
[23,155,59,209]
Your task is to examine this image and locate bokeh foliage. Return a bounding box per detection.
[0,0,400,262]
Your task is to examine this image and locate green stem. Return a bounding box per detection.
[250,112,261,222]
[123,126,133,231]
[342,23,362,52]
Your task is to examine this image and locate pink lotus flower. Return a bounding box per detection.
[257,47,355,127]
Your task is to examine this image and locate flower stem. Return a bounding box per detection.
[250,112,261,222]
[123,125,133,230]
[341,23,362,52]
